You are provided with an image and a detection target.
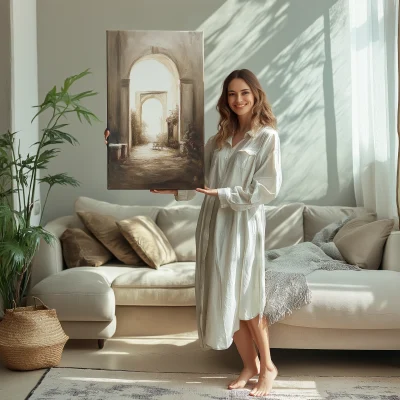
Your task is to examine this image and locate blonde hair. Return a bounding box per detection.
[215,69,276,149]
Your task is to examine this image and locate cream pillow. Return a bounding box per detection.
[117,215,177,269]
[60,228,113,268]
[77,211,144,265]
[333,216,394,270]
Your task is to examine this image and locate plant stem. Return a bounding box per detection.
[17,141,29,226]
[28,105,68,223]
[27,108,56,223]
[39,187,51,225]
[9,138,22,213]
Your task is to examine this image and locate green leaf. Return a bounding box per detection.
[76,110,83,123]
[0,68,99,312]
[0,188,18,199]
[39,173,80,188]
[62,69,91,92]
[18,174,29,187]
[52,123,69,130]
[36,148,60,168]
[33,139,61,148]
[52,130,79,145]
[42,127,78,146]
[20,154,36,167]
[0,241,26,265]
[70,90,98,102]
[31,103,51,122]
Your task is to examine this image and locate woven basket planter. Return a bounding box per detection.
[0,297,69,371]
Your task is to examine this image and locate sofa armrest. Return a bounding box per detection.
[381,231,400,272]
[29,215,81,289]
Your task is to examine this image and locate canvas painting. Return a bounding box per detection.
[106,30,205,190]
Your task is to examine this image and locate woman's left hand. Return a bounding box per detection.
[196,186,218,197]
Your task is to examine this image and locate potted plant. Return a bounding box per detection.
[0,69,98,315]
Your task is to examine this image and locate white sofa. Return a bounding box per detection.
[28,196,400,350]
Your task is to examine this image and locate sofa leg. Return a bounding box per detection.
[98,339,105,349]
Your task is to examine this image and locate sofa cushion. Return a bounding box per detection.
[334,214,376,242]
[75,196,160,221]
[303,205,374,242]
[156,206,200,261]
[29,267,122,322]
[117,216,177,269]
[264,203,304,250]
[278,269,400,329]
[77,211,145,266]
[334,217,394,270]
[112,261,195,306]
[60,228,113,268]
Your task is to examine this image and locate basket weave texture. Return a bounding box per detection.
[0,297,69,371]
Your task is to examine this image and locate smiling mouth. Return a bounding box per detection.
[234,103,248,108]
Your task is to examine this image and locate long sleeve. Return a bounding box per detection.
[175,135,215,202]
[217,130,282,211]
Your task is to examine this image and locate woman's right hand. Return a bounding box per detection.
[104,128,110,145]
[150,189,178,196]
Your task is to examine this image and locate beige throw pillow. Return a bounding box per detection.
[117,216,177,269]
[77,211,144,265]
[303,205,375,242]
[334,214,377,242]
[60,228,113,268]
[333,216,394,270]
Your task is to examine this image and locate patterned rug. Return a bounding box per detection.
[26,367,400,400]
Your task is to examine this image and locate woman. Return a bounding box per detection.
[151,69,282,397]
[152,69,282,397]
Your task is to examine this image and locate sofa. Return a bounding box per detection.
[28,196,400,350]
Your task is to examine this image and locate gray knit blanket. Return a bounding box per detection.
[263,217,361,325]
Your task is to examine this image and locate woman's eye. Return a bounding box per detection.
[243,92,250,95]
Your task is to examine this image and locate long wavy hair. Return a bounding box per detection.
[215,69,276,149]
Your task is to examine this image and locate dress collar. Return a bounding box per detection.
[226,128,258,146]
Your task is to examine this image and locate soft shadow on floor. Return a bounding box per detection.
[1,337,399,400]
[61,338,400,376]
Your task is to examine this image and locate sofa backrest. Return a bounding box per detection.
[156,205,200,262]
[71,197,375,258]
[264,203,304,250]
[156,203,306,258]
[75,196,161,221]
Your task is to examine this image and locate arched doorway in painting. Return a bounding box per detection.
[139,97,164,144]
[129,55,180,149]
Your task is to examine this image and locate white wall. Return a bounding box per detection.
[36,0,355,223]
[0,1,11,136]
[10,0,40,225]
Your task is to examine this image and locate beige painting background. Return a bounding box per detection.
[107,30,204,190]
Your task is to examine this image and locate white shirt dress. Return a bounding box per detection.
[175,126,282,350]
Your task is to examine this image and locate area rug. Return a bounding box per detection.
[26,367,400,400]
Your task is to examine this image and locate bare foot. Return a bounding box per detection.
[228,364,260,390]
[249,363,278,397]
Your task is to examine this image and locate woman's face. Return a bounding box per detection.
[227,78,255,116]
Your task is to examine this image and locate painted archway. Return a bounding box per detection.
[136,91,168,137]
[140,96,164,142]
[128,54,180,150]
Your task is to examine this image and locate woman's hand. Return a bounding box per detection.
[150,189,178,196]
[195,186,218,197]
[104,128,110,145]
